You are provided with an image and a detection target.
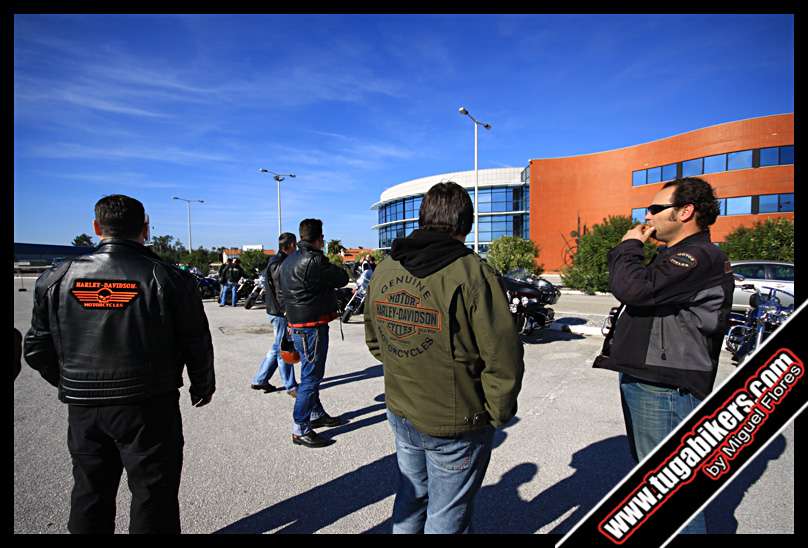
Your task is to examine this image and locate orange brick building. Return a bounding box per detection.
[530,113,794,272]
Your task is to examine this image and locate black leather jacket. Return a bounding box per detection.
[264,251,288,317]
[221,263,245,284]
[24,239,215,405]
[278,241,349,326]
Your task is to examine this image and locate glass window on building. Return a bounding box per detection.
[631,208,646,224]
[725,196,752,215]
[779,193,794,212]
[780,145,794,165]
[758,194,779,213]
[703,153,727,174]
[727,150,753,171]
[646,166,662,184]
[413,197,422,216]
[716,198,727,216]
[662,163,678,181]
[682,158,703,177]
[632,170,646,186]
[759,147,779,167]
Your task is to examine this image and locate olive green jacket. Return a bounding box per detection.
[364,254,524,437]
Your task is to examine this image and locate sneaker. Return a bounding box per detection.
[287,388,298,398]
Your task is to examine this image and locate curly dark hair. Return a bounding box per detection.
[662,177,721,230]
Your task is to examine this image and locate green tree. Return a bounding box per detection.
[150,234,185,264]
[182,248,219,274]
[239,249,270,276]
[487,236,543,275]
[720,218,794,262]
[327,239,345,256]
[72,233,95,247]
[561,215,658,294]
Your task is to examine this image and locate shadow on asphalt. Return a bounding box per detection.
[521,329,584,345]
[704,434,787,533]
[554,316,589,326]
[319,364,383,391]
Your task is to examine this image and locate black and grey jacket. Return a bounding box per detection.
[24,239,215,405]
[594,231,735,400]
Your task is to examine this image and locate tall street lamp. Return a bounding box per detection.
[258,168,296,237]
[458,106,491,254]
[172,196,205,252]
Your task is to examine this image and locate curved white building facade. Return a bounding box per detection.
[372,167,529,252]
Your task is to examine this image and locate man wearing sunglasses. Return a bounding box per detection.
[594,177,735,534]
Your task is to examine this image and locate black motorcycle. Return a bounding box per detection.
[725,277,794,364]
[235,277,255,306]
[193,274,221,300]
[501,268,560,336]
[335,287,354,316]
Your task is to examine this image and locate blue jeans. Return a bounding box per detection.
[619,373,707,534]
[387,409,495,534]
[219,282,237,305]
[290,325,329,436]
[252,315,297,390]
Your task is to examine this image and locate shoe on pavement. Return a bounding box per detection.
[292,431,335,448]
[287,388,297,398]
[251,383,278,392]
[309,413,346,429]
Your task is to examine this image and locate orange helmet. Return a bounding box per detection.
[281,349,300,364]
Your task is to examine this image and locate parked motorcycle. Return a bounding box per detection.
[340,287,367,323]
[235,277,255,306]
[335,287,354,316]
[244,270,266,310]
[193,274,221,300]
[501,268,560,336]
[725,275,794,364]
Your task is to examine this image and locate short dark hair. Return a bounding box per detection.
[299,219,323,242]
[418,182,473,236]
[279,232,297,250]
[94,194,146,239]
[662,177,721,230]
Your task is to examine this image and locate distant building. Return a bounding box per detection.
[221,247,275,261]
[14,242,94,266]
[341,247,373,262]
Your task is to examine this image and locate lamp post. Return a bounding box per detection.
[458,106,491,254]
[172,196,205,252]
[258,168,296,237]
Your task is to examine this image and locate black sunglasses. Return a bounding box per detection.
[646,203,677,215]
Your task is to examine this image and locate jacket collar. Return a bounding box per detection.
[96,238,160,259]
[659,230,711,253]
[297,241,323,254]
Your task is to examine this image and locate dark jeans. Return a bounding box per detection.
[620,373,706,534]
[66,391,184,534]
[290,325,329,435]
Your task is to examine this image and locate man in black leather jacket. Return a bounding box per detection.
[220,257,245,306]
[278,218,349,448]
[250,232,298,396]
[23,194,215,534]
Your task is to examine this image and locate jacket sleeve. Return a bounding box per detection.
[269,260,285,309]
[468,265,525,427]
[23,274,60,387]
[364,278,383,362]
[608,240,711,307]
[317,255,350,289]
[173,272,216,399]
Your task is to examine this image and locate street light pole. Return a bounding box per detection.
[258,169,296,237]
[172,196,205,252]
[458,107,491,254]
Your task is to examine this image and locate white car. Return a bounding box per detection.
[731,260,794,312]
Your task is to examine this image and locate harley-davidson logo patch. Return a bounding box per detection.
[374,290,442,340]
[71,279,141,310]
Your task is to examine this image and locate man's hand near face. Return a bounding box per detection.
[622,224,657,243]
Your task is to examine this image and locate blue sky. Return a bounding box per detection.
[14,14,794,250]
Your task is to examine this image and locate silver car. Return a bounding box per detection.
[731,260,794,312]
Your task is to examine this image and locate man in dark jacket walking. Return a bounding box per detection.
[365,182,524,533]
[278,219,349,448]
[24,194,215,533]
[595,177,734,534]
[250,232,298,396]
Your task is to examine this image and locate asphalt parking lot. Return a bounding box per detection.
[13,281,794,534]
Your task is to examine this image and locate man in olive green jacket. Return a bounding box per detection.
[365,182,524,534]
